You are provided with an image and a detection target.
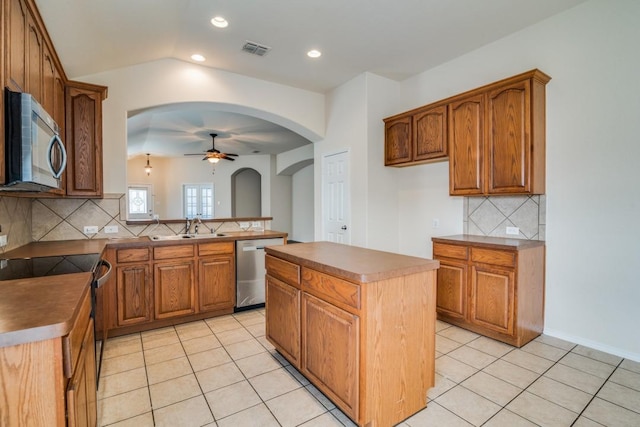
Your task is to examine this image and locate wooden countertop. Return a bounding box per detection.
[2,230,288,257]
[0,273,92,347]
[265,241,439,283]
[3,239,110,258]
[432,234,545,250]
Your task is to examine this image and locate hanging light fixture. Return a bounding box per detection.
[144,153,152,175]
[207,156,220,164]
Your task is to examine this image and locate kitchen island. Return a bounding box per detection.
[264,241,440,427]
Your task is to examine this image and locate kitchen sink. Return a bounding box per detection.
[150,233,226,241]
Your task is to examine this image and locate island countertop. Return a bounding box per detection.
[265,241,439,283]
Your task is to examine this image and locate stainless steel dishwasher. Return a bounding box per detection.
[236,237,284,310]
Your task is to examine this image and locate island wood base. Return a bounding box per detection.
[265,242,439,427]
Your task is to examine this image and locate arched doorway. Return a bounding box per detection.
[232,168,261,217]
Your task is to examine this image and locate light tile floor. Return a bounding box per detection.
[98,309,640,426]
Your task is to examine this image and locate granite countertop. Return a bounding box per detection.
[432,234,545,250]
[265,241,439,283]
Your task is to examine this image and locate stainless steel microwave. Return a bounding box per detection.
[2,88,67,192]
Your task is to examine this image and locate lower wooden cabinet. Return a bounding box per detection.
[302,293,359,420]
[67,318,97,427]
[198,254,235,312]
[0,285,97,426]
[435,258,467,320]
[433,235,545,347]
[265,244,438,427]
[265,274,300,366]
[154,260,196,319]
[101,241,236,336]
[116,263,152,326]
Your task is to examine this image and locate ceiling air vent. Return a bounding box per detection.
[242,41,271,56]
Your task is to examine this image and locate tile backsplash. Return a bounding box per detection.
[0,196,33,253]
[31,193,270,241]
[463,195,545,240]
[1,193,543,253]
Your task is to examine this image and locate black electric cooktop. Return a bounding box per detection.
[0,253,101,281]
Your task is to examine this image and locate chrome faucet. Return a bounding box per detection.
[194,216,202,235]
[185,217,192,234]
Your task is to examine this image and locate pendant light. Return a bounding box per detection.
[144,153,152,176]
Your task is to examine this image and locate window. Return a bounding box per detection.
[128,185,153,219]
[183,184,214,219]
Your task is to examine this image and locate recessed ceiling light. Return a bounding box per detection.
[191,54,206,62]
[211,16,228,28]
[307,49,322,58]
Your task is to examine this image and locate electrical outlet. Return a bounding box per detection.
[506,226,520,235]
[0,235,7,247]
[83,226,99,234]
[104,225,118,234]
[432,218,440,228]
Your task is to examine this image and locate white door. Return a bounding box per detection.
[322,150,350,243]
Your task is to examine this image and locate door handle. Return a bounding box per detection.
[341,225,347,230]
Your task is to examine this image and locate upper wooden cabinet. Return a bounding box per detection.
[450,70,550,195]
[5,0,28,93]
[449,94,485,194]
[486,76,547,194]
[384,69,550,195]
[384,103,448,166]
[384,115,412,165]
[2,0,107,197]
[65,81,107,197]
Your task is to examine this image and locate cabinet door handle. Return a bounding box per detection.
[341,225,347,230]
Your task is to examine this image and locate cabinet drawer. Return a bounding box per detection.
[199,241,234,256]
[154,244,194,260]
[62,289,92,378]
[302,267,360,311]
[266,255,300,287]
[471,247,516,267]
[117,247,149,263]
[433,242,469,260]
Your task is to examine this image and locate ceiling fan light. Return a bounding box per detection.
[208,157,220,163]
[211,16,228,28]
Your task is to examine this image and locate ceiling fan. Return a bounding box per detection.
[184,133,238,163]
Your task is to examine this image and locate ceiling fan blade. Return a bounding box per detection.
[224,153,239,156]
[223,156,235,161]
[184,153,204,156]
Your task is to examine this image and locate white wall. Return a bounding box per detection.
[291,164,314,242]
[269,157,292,235]
[377,0,639,360]
[314,74,368,244]
[364,73,402,252]
[76,58,325,194]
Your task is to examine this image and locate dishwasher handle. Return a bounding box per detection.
[241,246,265,252]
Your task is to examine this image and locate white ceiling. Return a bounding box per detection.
[35,0,586,158]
